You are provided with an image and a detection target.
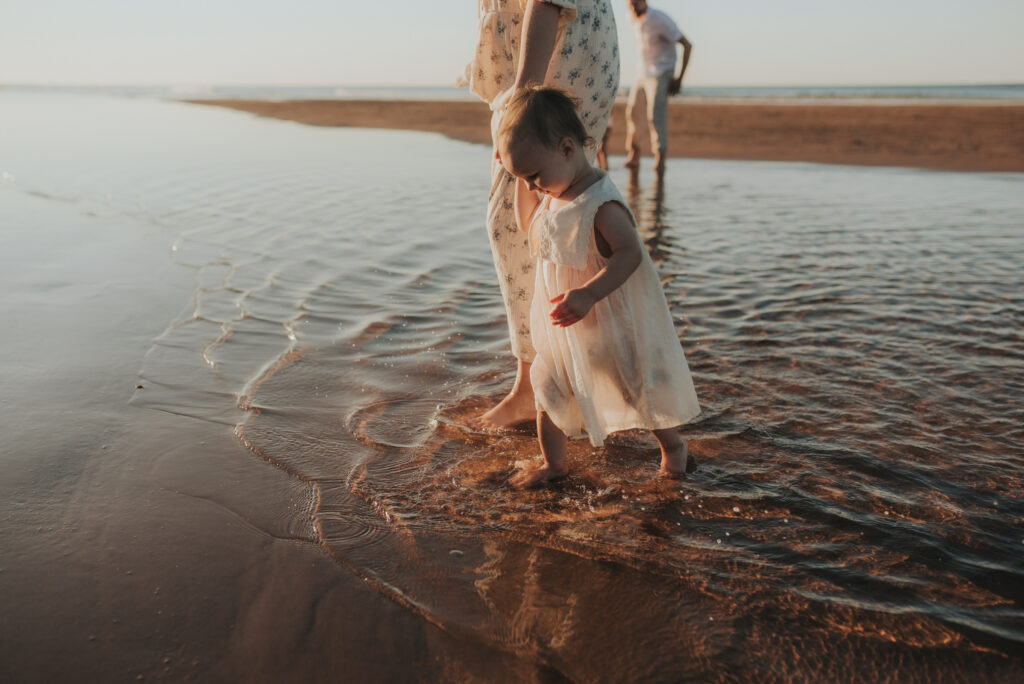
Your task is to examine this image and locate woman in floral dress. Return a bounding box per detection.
[462,0,620,428]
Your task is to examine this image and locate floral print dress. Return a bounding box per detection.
[463,0,620,360]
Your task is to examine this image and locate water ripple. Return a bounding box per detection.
[8,94,1022,677]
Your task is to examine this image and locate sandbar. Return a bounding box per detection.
[189,98,1024,172]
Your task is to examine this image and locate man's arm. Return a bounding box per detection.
[669,35,693,95]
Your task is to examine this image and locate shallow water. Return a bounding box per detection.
[3,92,1023,680]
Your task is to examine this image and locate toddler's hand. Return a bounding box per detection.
[549,289,595,327]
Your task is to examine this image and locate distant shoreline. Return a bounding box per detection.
[188,98,1024,172]
[7,82,1024,105]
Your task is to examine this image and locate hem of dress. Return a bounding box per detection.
[512,349,538,364]
[580,408,703,447]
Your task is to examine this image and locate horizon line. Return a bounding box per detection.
[3,81,1024,90]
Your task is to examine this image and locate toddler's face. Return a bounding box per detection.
[500,136,579,199]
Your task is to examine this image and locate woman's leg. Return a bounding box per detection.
[473,112,538,428]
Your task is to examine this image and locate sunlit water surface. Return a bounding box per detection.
[3,93,1023,680]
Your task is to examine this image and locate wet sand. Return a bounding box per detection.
[0,191,473,683]
[190,98,1024,172]
[0,98,549,682]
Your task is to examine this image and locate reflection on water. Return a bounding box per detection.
[625,167,673,265]
[3,92,1023,680]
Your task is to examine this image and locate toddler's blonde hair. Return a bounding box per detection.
[498,86,594,151]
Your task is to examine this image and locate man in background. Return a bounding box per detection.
[624,0,693,174]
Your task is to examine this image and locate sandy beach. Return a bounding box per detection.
[190,98,1024,172]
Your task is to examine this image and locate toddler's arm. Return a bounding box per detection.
[513,176,541,234]
[549,202,642,327]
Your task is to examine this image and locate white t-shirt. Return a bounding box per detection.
[632,7,684,78]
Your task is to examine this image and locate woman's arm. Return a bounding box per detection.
[548,202,642,327]
[514,1,562,88]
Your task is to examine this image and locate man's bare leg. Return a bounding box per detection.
[624,82,643,169]
[511,411,569,488]
[624,140,641,169]
[470,359,537,429]
[597,126,612,170]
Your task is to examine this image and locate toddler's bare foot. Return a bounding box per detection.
[468,392,536,430]
[510,462,569,489]
[654,153,666,175]
[659,441,696,479]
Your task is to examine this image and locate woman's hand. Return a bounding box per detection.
[549,288,596,327]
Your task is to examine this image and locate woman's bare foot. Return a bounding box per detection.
[468,360,537,430]
[510,462,568,489]
[468,390,536,430]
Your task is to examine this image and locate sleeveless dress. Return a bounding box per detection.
[528,171,700,446]
[461,0,621,361]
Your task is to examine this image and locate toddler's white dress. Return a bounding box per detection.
[528,171,700,446]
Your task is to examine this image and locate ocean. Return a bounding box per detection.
[1,90,1022,680]
[5,82,1024,103]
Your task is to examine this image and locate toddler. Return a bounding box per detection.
[496,86,701,488]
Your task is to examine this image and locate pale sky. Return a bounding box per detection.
[1,0,1021,87]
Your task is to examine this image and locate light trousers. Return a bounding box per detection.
[625,70,673,156]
